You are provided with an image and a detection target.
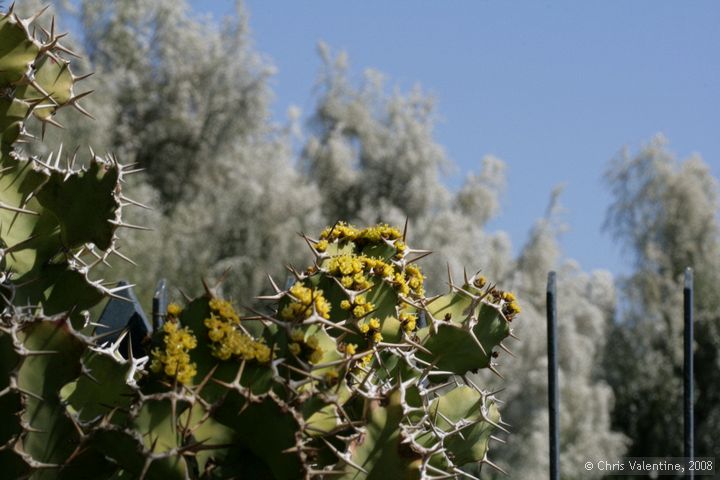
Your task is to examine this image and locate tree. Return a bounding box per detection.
[45,0,322,303]
[302,46,514,294]
[482,194,628,478]
[603,134,720,461]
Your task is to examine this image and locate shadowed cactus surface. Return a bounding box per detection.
[0,6,521,479]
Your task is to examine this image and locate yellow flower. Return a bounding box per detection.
[309,348,324,364]
[290,328,305,342]
[315,239,329,252]
[361,353,373,367]
[205,297,273,363]
[359,323,370,334]
[345,343,357,356]
[502,291,516,302]
[368,317,381,330]
[254,344,271,363]
[381,264,395,277]
[289,342,301,355]
[209,298,240,324]
[372,332,383,343]
[306,335,320,349]
[151,321,197,385]
[315,295,332,319]
[357,224,401,243]
[400,312,417,333]
[163,321,178,334]
[167,303,182,317]
[394,273,411,296]
[280,305,295,320]
[340,299,352,310]
[319,222,360,242]
[282,283,331,320]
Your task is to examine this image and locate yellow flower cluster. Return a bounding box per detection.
[287,328,324,364]
[335,255,363,275]
[359,317,383,343]
[393,240,407,258]
[405,264,425,296]
[205,298,271,363]
[280,283,332,321]
[340,295,375,318]
[318,222,403,248]
[345,343,358,356]
[167,303,183,317]
[317,224,425,297]
[205,316,271,362]
[326,253,402,292]
[307,335,324,364]
[363,256,396,278]
[150,321,198,385]
[392,264,425,297]
[209,298,240,323]
[399,312,417,333]
[489,289,521,319]
[360,353,373,367]
[357,224,402,243]
[315,239,329,252]
[502,294,521,317]
[319,222,360,242]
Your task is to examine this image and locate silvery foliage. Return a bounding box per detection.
[303,45,513,293]
[49,0,322,303]
[604,134,720,459]
[470,192,628,478]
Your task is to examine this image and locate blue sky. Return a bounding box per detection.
[191,1,719,276]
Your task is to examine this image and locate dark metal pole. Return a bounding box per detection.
[684,268,694,479]
[547,271,559,480]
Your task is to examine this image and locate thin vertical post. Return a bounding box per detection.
[684,268,694,478]
[547,271,559,480]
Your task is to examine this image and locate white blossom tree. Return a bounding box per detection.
[468,193,628,478]
[41,0,322,303]
[603,134,720,460]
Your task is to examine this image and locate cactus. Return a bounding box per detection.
[0,6,520,479]
[0,6,139,319]
[0,222,519,479]
[120,222,518,479]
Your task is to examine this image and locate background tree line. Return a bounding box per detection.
[14,1,719,477]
